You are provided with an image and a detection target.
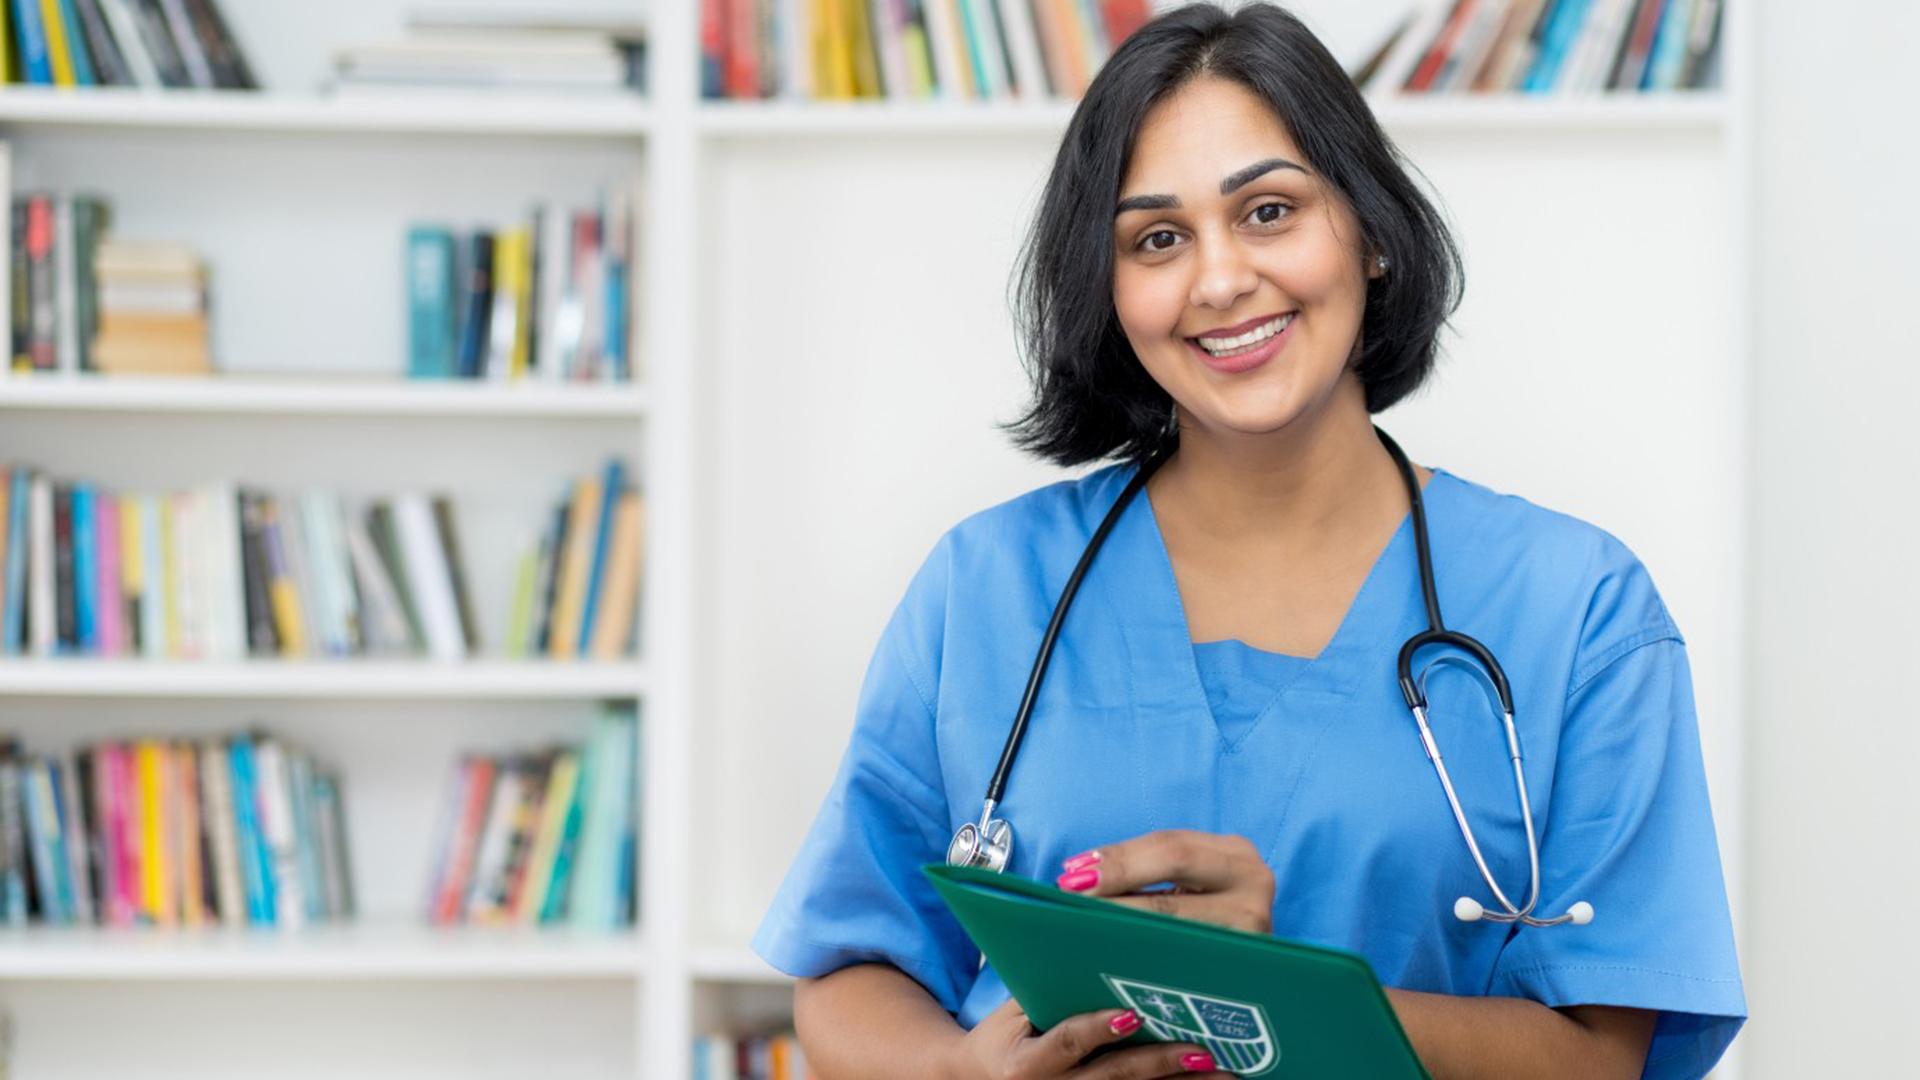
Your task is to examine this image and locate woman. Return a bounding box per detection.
[751,4,1745,1078]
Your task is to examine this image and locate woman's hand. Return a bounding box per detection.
[1051,830,1275,934]
[943,996,1232,1080]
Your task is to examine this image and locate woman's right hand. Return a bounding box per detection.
[943,997,1232,1080]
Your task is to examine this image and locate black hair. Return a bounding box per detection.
[1005,1,1465,467]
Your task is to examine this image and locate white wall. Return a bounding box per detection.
[1745,1,1918,1075]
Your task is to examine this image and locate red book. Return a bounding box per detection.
[430,757,496,925]
[1407,0,1476,93]
[1099,0,1152,49]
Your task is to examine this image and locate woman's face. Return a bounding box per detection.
[1111,76,1382,442]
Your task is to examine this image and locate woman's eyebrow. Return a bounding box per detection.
[1114,157,1310,216]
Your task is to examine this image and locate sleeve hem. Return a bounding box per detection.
[751,915,967,1016]
[1490,959,1746,1015]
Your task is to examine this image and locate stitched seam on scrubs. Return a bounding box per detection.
[1566,627,1682,700]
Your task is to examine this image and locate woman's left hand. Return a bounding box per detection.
[1052,830,1275,935]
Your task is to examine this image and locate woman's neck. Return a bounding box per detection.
[1147,382,1420,551]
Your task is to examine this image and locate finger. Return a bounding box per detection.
[1016,1006,1147,1074]
[1055,830,1259,897]
[1102,888,1264,931]
[1062,1042,1227,1079]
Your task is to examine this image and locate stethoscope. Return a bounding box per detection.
[947,426,1594,929]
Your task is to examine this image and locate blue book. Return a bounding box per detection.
[54,0,95,84]
[22,761,66,924]
[610,711,638,924]
[1644,0,1693,90]
[11,0,52,84]
[71,485,97,653]
[3,469,30,655]
[1524,0,1593,92]
[539,743,589,924]
[228,739,277,926]
[575,458,626,652]
[602,254,627,381]
[406,226,457,379]
[44,758,76,920]
[288,754,327,922]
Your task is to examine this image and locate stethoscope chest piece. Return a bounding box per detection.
[947,814,1013,872]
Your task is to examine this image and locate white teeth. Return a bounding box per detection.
[1197,313,1292,355]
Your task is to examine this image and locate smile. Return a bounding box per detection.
[1192,313,1294,357]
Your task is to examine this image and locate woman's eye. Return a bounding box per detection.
[1139,230,1180,253]
[1249,202,1291,226]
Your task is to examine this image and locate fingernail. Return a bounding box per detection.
[1056,868,1099,891]
[1062,850,1102,873]
[1181,1051,1216,1071]
[1108,1010,1140,1035]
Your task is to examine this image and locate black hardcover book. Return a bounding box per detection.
[52,484,75,654]
[10,200,27,370]
[238,490,280,656]
[131,0,192,87]
[180,0,246,89]
[72,0,133,86]
[455,232,494,379]
[525,207,544,375]
[73,747,105,923]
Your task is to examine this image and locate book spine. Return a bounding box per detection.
[407,226,457,379]
[0,756,27,924]
[3,468,30,655]
[71,483,96,653]
[199,739,243,926]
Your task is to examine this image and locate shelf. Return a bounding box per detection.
[696,92,1728,138]
[0,919,644,979]
[0,658,647,699]
[0,86,652,137]
[691,945,793,985]
[0,373,648,418]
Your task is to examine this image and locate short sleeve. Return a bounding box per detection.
[1487,632,1747,1079]
[749,536,980,1013]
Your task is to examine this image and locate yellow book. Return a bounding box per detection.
[587,491,644,660]
[843,0,881,98]
[902,23,935,98]
[514,751,579,924]
[38,0,74,87]
[263,500,308,656]
[120,491,144,621]
[136,740,172,925]
[817,0,852,99]
[547,475,603,660]
[512,226,533,378]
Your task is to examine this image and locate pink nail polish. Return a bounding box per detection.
[1108,1010,1140,1035]
[1056,868,1099,891]
[1181,1051,1216,1071]
[1062,850,1102,873]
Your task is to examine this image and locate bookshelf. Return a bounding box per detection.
[0,1,1752,1079]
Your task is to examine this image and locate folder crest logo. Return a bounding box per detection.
[1100,974,1279,1076]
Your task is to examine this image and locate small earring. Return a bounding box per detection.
[1375,254,1390,273]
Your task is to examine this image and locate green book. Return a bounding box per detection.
[923,863,1429,1078]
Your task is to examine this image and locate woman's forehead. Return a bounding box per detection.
[1122,79,1308,194]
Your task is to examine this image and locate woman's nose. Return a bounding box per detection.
[1188,234,1260,311]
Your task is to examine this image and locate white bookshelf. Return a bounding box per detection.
[0,1,1752,1078]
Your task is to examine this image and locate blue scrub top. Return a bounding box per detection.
[752,463,1746,1079]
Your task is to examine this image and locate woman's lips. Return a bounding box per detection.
[1186,314,1294,375]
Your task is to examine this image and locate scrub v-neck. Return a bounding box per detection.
[1134,466,1445,749]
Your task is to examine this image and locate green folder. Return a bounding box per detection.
[923,864,1430,1079]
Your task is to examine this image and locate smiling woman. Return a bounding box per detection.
[751,5,1745,1080]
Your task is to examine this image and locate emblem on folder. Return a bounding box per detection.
[1100,974,1279,1076]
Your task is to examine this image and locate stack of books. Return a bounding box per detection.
[407,193,635,384]
[1353,0,1725,96]
[3,0,259,90]
[425,706,636,930]
[699,0,1156,101]
[692,1032,812,1080]
[506,457,645,661]
[0,730,353,929]
[9,191,213,376]
[91,240,211,375]
[328,9,646,96]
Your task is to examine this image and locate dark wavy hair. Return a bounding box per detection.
[1005,1,1465,467]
